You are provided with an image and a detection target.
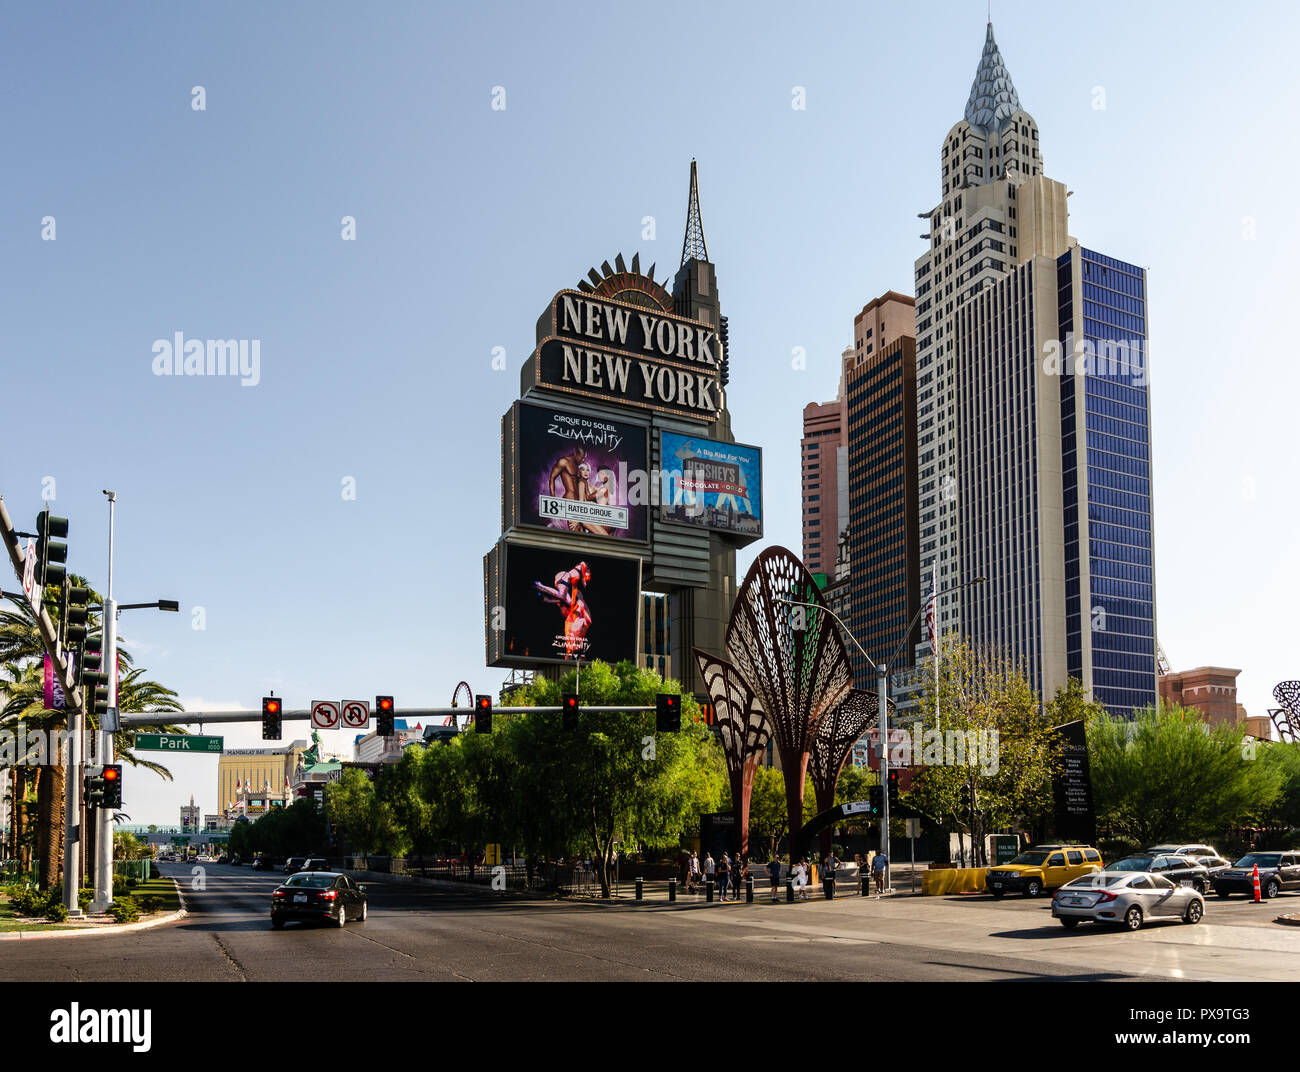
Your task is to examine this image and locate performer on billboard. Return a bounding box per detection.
[534,562,594,659]
[570,462,618,536]
[547,446,588,531]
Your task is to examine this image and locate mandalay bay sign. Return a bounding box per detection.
[522,291,723,421]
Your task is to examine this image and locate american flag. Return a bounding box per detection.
[925,565,937,657]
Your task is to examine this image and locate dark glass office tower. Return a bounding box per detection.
[1058,248,1158,716]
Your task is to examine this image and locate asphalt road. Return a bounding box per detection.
[2,862,1299,982]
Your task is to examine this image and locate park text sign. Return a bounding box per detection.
[525,291,722,421]
[134,733,224,753]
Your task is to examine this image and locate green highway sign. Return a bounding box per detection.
[134,733,224,754]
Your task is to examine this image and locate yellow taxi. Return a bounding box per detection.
[985,844,1103,898]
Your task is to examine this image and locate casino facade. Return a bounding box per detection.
[485,161,761,692]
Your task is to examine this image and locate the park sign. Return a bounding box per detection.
[134,733,224,754]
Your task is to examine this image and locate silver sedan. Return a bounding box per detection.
[1050,871,1205,931]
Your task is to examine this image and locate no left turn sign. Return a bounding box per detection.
[311,700,341,729]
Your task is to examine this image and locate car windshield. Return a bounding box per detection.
[1005,851,1050,866]
[1064,874,1127,888]
[1234,854,1280,868]
[284,874,335,888]
[1109,856,1156,871]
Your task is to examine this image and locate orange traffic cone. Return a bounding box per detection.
[1251,864,1262,904]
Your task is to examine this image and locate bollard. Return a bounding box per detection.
[862,872,869,897]
[668,876,677,903]
[706,879,714,903]
[635,876,643,902]
[824,877,835,900]
[786,880,795,903]
[746,875,754,903]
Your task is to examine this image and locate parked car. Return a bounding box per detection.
[1191,854,1233,877]
[302,857,330,872]
[271,872,368,929]
[1107,853,1212,894]
[1211,852,1300,899]
[252,856,274,871]
[283,857,306,874]
[1147,843,1219,860]
[985,845,1104,898]
[1052,871,1204,930]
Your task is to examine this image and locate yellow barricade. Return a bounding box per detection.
[921,868,990,895]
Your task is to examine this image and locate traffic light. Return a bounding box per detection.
[866,784,883,817]
[474,694,492,734]
[85,768,106,808]
[262,696,282,740]
[655,693,679,733]
[376,695,394,736]
[60,585,89,649]
[102,764,122,808]
[887,769,900,807]
[561,692,578,731]
[35,509,68,591]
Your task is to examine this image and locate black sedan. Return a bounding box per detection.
[271,872,368,928]
[1107,853,1212,893]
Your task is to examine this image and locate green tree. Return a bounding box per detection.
[1088,704,1283,846]
[906,639,1064,865]
[503,660,726,896]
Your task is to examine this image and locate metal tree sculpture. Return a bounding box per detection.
[808,688,888,858]
[1271,681,1300,744]
[694,648,772,859]
[725,547,854,857]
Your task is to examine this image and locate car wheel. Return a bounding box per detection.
[1124,905,1143,931]
[336,905,347,928]
[271,917,284,930]
[1265,879,1280,899]
[1024,879,1042,898]
[1184,900,1203,924]
[1060,917,1080,929]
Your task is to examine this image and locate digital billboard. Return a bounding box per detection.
[488,541,642,668]
[512,402,649,541]
[658,432,762,538]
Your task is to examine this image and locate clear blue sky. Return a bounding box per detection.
[3,1,1297,824]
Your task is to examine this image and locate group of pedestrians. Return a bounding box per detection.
[682,850,748,899]
[681,848,891,900]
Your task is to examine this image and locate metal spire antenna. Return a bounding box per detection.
[680,158,709,266]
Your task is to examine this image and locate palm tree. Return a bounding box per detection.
[1,576,185,888]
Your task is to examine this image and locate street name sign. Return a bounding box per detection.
[134,733,224,753]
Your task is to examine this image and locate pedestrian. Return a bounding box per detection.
[824,850,839,895]
[873,848,889,893]
[767,853,782,901]
[704,852,716,888]
[794,858,809,899]
[689,851,701,892]
[717,852,731,900]
[734,853,747,900]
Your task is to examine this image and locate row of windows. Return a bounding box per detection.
[1087,466,1151,497]
[1082,282,1145,317]
[1089,538,1152,566]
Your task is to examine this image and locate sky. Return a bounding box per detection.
[3,1,1298,825]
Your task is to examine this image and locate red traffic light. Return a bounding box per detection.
[477,695,491,711]
[563,694,578,709]
[103,767,119,781]
[265,700,280,715]
[377,696,394,712]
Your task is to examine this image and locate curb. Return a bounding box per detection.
[0,877,187,941]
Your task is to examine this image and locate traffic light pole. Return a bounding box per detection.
[879,660,889,892]
[92,491,117,914]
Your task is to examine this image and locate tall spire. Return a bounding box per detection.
[681,159,709,266]
[964,22,1021,134]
